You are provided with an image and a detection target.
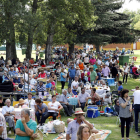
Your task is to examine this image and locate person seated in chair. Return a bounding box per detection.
[35,99,48,125]
[14,99,26,108]
[59,89,73,116]
[2,72,9,83]
[13,75,21,84]
[2,99,15,135]
[36,81,46,93]
[43,95,63,121]
[100,92,112,106]
[76,88,90,111]
[71,76,79,95]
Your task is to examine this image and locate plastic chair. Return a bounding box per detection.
[43,101,50,106]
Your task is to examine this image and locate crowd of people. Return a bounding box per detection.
[0,47,139,140]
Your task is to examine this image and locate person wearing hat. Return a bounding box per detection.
[38,69,47,78]
[25,93,37,111]
[14,99,25,108]
[100,92,112,106]
[66,108,97,140]
[89,66,98,85]
[101,64,110,78]
[89,56,96,65]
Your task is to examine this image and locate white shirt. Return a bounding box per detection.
[71,81,79,90]
[97,59,102,65]
[105,61,109,66]
[82,53,87,58]
[100,93,111,105]
[2,106,14,116]
[84,57,89,63]
[23,73,28,81]
[48,101,61,113]
[123,66,129,73]
[133,90,140,104]
[30,78,37,85]
[33,68,38,74]
[25,99,36,110]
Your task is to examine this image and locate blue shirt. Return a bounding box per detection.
[118,85,123,91]
[15,119,37,140]
[46,83,52,88]
[60,72,66,82]
[9,71,15,77]
[13,78,20,83]
[97,72,101,80]
[68,68,76,78]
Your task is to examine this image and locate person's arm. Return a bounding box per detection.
[42,108,46,114]
[77,99,81,106]
[0,126,3,135]
[16,128,28,136]
[129,104,132,112]
[66,134,70,140]
[22,118,34,136]
[81,116,93,129]
[10,111,15,115]
[120,97,130,108]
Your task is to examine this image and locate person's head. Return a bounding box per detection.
[35,99,42,105]
[89,66,93,72]
[5,99,11,107]
[62,89,67,96]
[115,99,119,106]
[118,81,122,86]
[75,108,85,121]
[68,87,71,93]
[28,92,32,99]
[52,95,56,102]
[61,68,64,73]
[103,64,105,68]
[91,88,96,94]
[41,69,44,74]
[100,80,105,85]
[77,124,91,140]
[10,78,13,83]
[4,72,7,76]
[21,109,30,119]
[121,89,129,98]
[0,97,3,103]
[0,68,3,72]
[6,65,9,68]
[79,82,83,88]
[71,64,74,68]
[39,81,43,86]
[75,76,78,82]
[124,62,127,66]
[135,86,139,90]
[81,87,85,94]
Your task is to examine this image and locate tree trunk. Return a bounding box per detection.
[26,32,33,59]
[45,34,53,65]
[69,43,74,56]
[95,45,100,52]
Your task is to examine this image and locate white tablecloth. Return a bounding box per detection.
[86,86,110,95]
[0,108,35,121]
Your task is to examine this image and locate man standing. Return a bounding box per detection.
[66,108,95,140]
[89,66,98,85]
[68,64,76,87]
[2,99,15,134]
[133,88,140,133]
[76,88,90,110]
[59,89,73,116]
[102,64,110,78]
[15,109,37,140]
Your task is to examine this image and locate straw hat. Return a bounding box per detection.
[74,108,85,115]
[89,66,93,69]
[18,98,25,105]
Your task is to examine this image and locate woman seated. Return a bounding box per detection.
[14,98,26,108]
[2,72,9,83]
[43,95,63,121]
[88,88,101,105]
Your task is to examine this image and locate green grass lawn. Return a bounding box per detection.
[8,50,140,140]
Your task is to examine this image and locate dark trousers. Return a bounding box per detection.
[76,102,86,111]
[123,73,128,83]
[120,117,131,138]
[36,55,38,62]
[35,111,46,124]
[134,104,140,132]
[61,81,65,89]
[68,77,75,87]
[44,112,58,121]
[61,103,73,116]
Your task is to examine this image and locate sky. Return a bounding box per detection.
[119,0,140,12]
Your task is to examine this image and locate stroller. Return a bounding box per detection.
[132,67,139,79]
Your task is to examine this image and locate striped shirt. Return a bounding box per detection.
[36,84,46,92]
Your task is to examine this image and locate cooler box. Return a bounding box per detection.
[87,105,98,118]
[119,56,129,65]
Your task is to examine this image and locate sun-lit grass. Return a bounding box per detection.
[8,50,140,140]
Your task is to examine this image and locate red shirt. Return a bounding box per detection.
[38,73,47,78]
